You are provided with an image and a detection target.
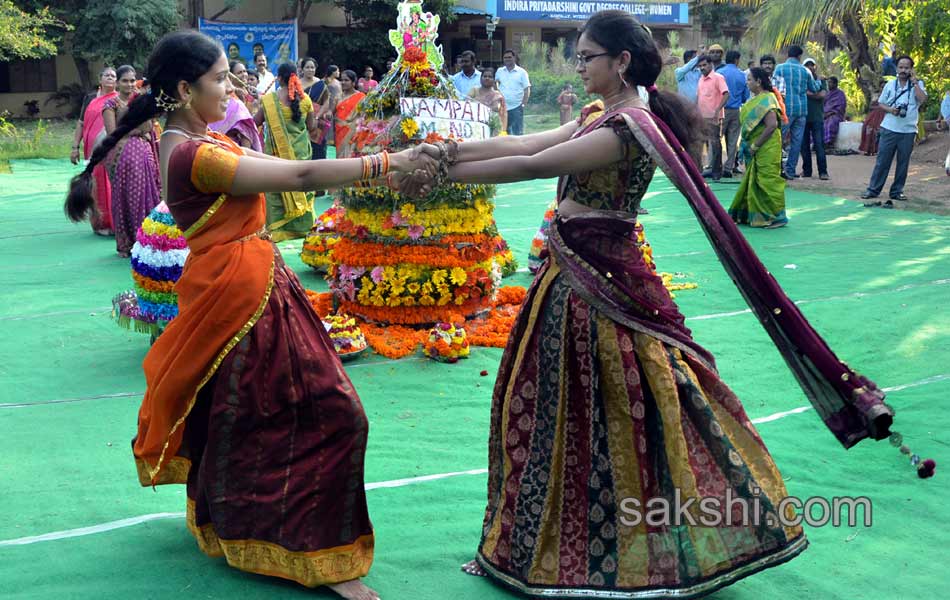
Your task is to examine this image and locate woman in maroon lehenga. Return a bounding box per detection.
[410,11,894,599]
[64,30,435,600]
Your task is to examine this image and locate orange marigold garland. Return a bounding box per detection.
[305,286,527,359]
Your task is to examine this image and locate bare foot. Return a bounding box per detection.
[327,579,380,600]
[461,559,486,577]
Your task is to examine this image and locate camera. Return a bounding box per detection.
[896,105,908,118]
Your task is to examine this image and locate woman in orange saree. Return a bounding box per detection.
[70,67,118,235]
[64,31,435,600]
[334,70,366,158]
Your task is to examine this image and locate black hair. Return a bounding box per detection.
[341,69,357,84]
[277,62,302,122]
[116,64,136,80]
[896,55,914,67]
[828,76,839,85]
[65,30,223,223]
[748,67,773,93]
[325,65,339,78]
[579,10,703,159]
[696,54,711,65]
[725,50,741,64]
[787,44,803,58]
[759,54,776,66]
[229,60,244,74]
[480,66,495,77]
[247,69,259,81]
[503,49,518,61]
[460,50,476,61]
[227,42,240,51]
[302,56,318,69]
[683,49,696,63]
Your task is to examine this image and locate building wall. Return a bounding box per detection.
[0,55,97,119]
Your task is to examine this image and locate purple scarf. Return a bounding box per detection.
[209,97,262,152]
[558,107,893,449]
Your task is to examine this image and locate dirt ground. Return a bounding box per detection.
[787,132,950,214]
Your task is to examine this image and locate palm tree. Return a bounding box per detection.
[707,0,883,111]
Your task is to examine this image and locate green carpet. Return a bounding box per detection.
[1,159,947,599]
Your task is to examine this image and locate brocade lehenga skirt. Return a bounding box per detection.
[476,213,806,599]
[177,251,374,587]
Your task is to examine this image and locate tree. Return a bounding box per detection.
[14,0,180,90]
[708,0,879,111]
[691,1,755,40]
[0,0,64,61]
[308,0,455,74]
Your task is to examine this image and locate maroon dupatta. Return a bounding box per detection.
[557,107,894,448]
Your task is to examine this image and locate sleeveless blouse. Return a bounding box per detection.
[560,102,657,214]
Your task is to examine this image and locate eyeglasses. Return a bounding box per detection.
[574,52,611,67]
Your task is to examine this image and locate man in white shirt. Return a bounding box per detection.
[495,49,531,135]
[861,55,927,207]
[254,53,276,95]
[450,50,481,98]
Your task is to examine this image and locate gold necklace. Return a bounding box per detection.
[603,93,639,113]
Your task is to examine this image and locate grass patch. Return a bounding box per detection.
[524,107,564,135]
[0,118,75,164]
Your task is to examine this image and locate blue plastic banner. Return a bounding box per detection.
[497,1,689,23]
[197,19,298,70]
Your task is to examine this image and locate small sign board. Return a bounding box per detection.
[399,97,491,141]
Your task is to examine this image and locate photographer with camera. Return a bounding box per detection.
[861,55,927,208]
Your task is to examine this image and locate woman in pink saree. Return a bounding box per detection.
[70,67,118,235]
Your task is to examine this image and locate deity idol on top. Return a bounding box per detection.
[391,2,443,71]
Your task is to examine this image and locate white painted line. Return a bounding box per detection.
[0,391,144,409]
[686,278,950,322]
[2,372,946,548]
[365,468,488,491]
[751,405,812,424]
[0,470,489,547]
[0,513,186,547]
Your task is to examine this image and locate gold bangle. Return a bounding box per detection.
[380,151,390,176]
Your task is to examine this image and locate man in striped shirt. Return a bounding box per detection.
[775,45,821,179]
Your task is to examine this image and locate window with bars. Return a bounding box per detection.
[0,57,58,93]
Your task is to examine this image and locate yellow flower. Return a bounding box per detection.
[454,295,466,305]
[419,295,435,306]
[401,118,419,138]
[407,282,421,294]
[450,267,467,286]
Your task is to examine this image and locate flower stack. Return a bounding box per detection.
[323,313,368,357]
[327,1,517,327]
[113,202,189,336]
[423,322,470,363]
[301,205,344,272]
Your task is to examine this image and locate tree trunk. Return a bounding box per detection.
[72,54,92,92]
[839,11,880,113]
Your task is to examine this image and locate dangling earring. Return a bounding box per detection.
[184,97,192,110]
[618,68,630,89]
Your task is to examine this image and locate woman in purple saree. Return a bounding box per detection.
[414,11,893,599]
[823,77,847,147]
[102,66,162,257]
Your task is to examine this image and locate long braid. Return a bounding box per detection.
[65,93,162,222]
[65,29,226,224]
